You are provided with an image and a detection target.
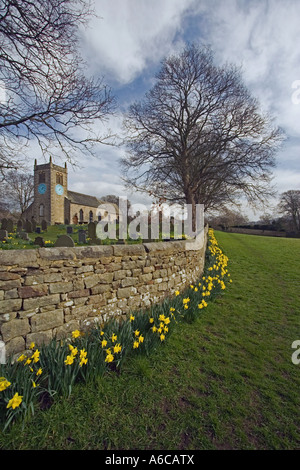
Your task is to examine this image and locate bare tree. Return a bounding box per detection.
[278,190,300,232]
[122,44,283,227]
[0,170,34,214]
[0,0,115,174]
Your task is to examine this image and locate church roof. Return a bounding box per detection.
[67,190,101,208]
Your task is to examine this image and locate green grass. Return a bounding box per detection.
[0,223,183,250]
[0,231,300,450]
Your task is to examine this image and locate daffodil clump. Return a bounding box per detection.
[0,229,231,430]
[0,342,44,430]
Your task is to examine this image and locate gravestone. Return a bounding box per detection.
[41,220,47,231]
[6,219,13,234]
[1,218,7,230]
[20,232,29,241]
[78,229,87,244]
[0,229,8,241]
[88,222,97,240]
[31,219,37,232]
[34,236,45,247]
[54,234,75,247]
[67,226,73,234]
[17,220,23,232]
[25,220,32,233]
[35,227,41,234]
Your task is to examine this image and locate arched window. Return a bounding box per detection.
[56,173,63,185]
[89,211,93,222]
[79,209,84,223]
[39,172,45,183]
[39,204,44,217]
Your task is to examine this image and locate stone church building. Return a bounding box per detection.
[23,158,118,225]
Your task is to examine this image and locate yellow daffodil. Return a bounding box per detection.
[17,354,26,362]
[105,353,114,363]
[72,330,81,338]
[113,343,122,354]
[0,377,11,392]
[7,392,22,410]
[111,333,117,343]
[64,355,74,365]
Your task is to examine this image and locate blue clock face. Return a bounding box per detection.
[38,183,46,194]
[55,184,64,195]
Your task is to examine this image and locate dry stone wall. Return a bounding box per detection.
[0,227,208,358]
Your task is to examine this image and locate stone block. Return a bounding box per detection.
[23,293,60,311]
[1,318,30,341]
[49,281,73,294]
[26,331,53,349]
[18,285,48,298]
[0,279,22,290]
[30,309,64,332]
[84,274,100,289]
[0,250,38,267]
[0,298,22,314]
[38,247,76,260]
[117,286,137,299]
[6,336,26,357]
[68,288,90,299]
[113,270,127,281]
[74,245,113,259]
[113,244,146,257]
[121,277,138,288]
[0,272,21,281]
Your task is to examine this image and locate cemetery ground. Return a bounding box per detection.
[0,231,299,450]
[0,221,140,249]
[0,220,183,249]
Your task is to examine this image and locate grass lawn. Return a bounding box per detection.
[0,231,299,450]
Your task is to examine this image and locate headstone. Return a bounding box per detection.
[54,235,75,247]
[17,220,23,231]
[25,220,32,233]
[20,232,29,241]
[41,220,47,231]
[31,219,37,232]
[67,226,73,234]
[78,229,87,244]
[35,227,41,234]
[88,221,97,240]
[6,219,13,234]
[34,236,45,247]
[0,229,8,241]
[1,218,7,230]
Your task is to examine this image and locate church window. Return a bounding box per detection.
[56,173,63,185]
[79,209,84,223]
[89,211,93,222]
[39,204,44,217]
[39,172,45,183]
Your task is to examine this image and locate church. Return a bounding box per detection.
[23,158,119,225]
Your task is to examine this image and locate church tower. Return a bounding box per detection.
[33,157,68,224]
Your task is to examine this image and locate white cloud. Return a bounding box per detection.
[82,0,196,84]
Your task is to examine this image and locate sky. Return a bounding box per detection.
[41,0,300,220]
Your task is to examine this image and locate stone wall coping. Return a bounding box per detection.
[0,226,208,265]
